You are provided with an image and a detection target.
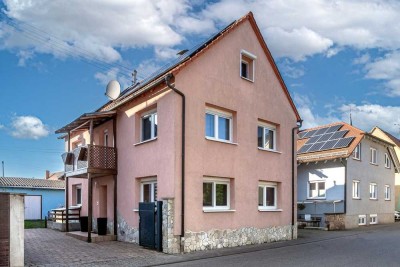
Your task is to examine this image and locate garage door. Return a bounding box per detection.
[25,195,42,220]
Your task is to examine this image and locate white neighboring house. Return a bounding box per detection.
[297,122,396,229]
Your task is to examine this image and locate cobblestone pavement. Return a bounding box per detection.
[25,229,182,266]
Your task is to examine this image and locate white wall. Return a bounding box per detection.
[10,194,24,267]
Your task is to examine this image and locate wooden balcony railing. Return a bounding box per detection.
[62,145,117,173]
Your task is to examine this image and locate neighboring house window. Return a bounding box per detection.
[258,182,278,210]
[308,181,326,199]
[353,143,361,160]
[385,185,391,200]
[203,178,230,211]
[370,148,377,164]
[240,50,256,81]
[205,108,232,142]
[258,123,277,151]
[358,215,366,225]
[141,110,157,142]
[384,153,391,168]
[141,179,157,203]
[76,186,82,206]
[369,183,377,199]
[370,214,377,224]
[352,180,360,199]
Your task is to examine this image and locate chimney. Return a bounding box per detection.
[45,170,50,179]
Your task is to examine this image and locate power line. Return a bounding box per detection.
[1,14,151,80]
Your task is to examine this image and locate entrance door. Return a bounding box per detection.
[25,195,42,220]
[99,186,107,218]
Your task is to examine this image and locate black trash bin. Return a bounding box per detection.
[97,218,107,235]
[79,216,88,232]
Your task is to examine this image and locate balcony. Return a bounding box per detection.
[62,145,117,178]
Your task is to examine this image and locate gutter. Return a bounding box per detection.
[165,74,186,238]
[292,119,303,239]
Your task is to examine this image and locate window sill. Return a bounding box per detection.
[240,76,254,83]
[203,209,236,213]
[258,147,281,154]
[385,199,391,201]
[307,198,326,200]
[205,137,238,146]
[133,209,139,212]
[353,157,361,161]
[369,198,378,201]
[134,137,157,146]
[258,208,282,212]
[352,197,361,200]
[369,162,378,166]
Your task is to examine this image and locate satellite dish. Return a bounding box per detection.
[105,80,121,100]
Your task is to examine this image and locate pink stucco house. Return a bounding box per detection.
[56,12,301,253]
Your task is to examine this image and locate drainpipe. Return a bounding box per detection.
[165,74,186,238]
[292,119,303,239]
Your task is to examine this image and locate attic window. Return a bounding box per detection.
[240,50,256,82]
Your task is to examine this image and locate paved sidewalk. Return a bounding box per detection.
[25,229,180,266]
[25,224,399,266]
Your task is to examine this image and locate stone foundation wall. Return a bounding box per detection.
[117,212,139,243]
[325,213,346,230]
[47,221,80,232]
[183,224,296,253]
[162,198,181,254]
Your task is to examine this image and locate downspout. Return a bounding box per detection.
[165,73,186,238]
[339,159,347,214]
[292,119,303,239]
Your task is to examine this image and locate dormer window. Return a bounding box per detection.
[240,50,256,82]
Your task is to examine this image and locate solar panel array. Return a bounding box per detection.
[297,124,356,154]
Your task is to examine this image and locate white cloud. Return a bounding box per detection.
[294,93,340,129]
[265,27,333,61]
[199,0,400,61]
[155,47,180,60]
[294,94,400,137]
[279,59,305,79]
[353,54,370,65]
[339,104,400,135]
[10,116,49,139]
[0,124,4,130]
[17,50,34,66]
[94,67,131,89]
[1,0,189,62]
[364,51,400,96]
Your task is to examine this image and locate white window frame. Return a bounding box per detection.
[353,143,361,160]
[358,215,366,225]
[140,179,157,203]
[385,185,391,200]
[258,122,277,151]
[370,147,377,165]
[140,109,157,142]
[76,185,82,206]
[205,108,233,143]
[308,181,326,199]
[370,214,377,224]
[203,177,230,211]
[352,180,360,199]
[258,182,278,210]
[384,153,391,168]
[240,50,256,82]
[369,183,377,200]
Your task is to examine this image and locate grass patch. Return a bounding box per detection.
[25,220,46,229]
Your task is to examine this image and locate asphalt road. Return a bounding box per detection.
[160,223,400,267]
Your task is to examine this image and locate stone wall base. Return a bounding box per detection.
[117,212,139,243]
[183,224,296,253]
[325,213,345,230]
[47,221,80,232]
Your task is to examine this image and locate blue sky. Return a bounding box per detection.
[0,0,399,178]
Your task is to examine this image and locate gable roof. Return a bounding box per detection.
[0,177,65,190]
[97,12,301,120]
[371,126,400,147]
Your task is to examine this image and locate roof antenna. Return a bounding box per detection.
[132,70,137,85]
[349,106,353,126]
